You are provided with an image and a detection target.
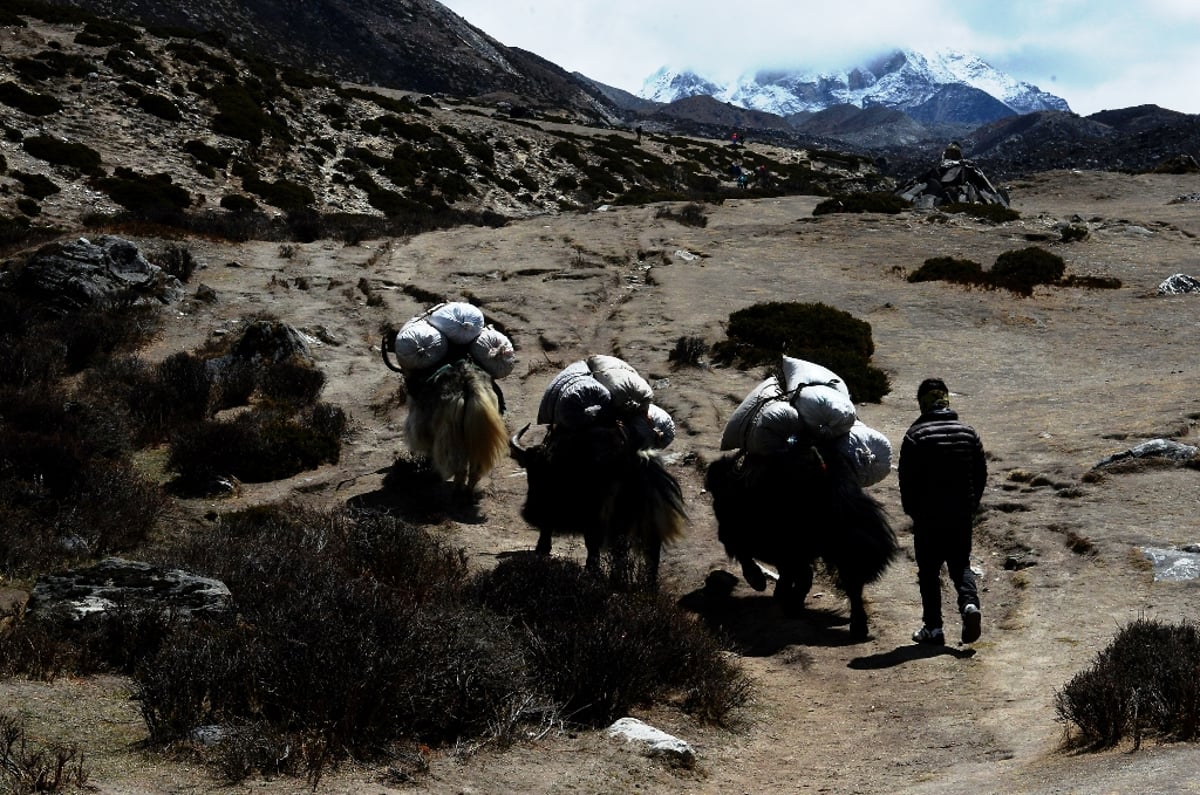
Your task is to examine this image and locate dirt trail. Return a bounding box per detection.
[6,170,1200,794]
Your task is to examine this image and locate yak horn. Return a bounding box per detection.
[509,423,532,466]
[381,332,404,373]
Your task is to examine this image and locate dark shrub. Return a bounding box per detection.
[711,301,890,402]
[13,170,59,199]
[1062,274,1121,290]
[96,168,192,219]
[184,139,230,169]
[655,202,708,227]
[153,243,199,282]
[1061,224,1089,242]
[208,84,286,146]
[22,135,102,173]
[0,712,89,790]
[668,335,707,367]
[243,174,314,212]
[908,256,986,285]
[813,192,910,215]
[1056,618,1200,749]
[473,555,750,726]
[989,246,1065,296]
[219,194,257,213]
[133,507,529,781]
[258,359,326,408]
[166,403,344,491]
[136,93,182,121]
[0,81,62,116]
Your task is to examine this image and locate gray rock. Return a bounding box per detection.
[4,235,185,314]
[1143,547,1200,582]
[1094,438,1199,469]
[607,717,695,765]
[26,557,231,622]
[1158,273,1200,294]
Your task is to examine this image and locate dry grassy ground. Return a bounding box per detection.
[4,169,1200,794]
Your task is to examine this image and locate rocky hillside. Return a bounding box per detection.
[30,0,619,120]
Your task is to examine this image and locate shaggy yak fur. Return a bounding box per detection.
[383,339,508,494]
[704,442,897,638]
[510,422,686,587]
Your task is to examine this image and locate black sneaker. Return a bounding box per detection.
[961,604,982,644]
[912,626,945,645]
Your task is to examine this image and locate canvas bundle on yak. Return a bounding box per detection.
[705,356,898,639]
[511,355,685,588]
[381,302,515,496]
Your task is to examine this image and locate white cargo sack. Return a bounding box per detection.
[782,356,850,397]
[469,326,516,379]
[538,361,613,427]
[426,301,485,345]
[835,420,893,487]
[642,404,676,449]
[393,319,448,370]
[587,355,653,414]
[792,383,857,439]
[746,400,803,454]
[537,360,591,424]
[720,376,804,453]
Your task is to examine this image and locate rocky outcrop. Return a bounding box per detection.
[25,557,231,622]
[4,236,185,314]
[895,156,1009,208]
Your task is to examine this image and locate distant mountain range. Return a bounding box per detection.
[31,0,1200,179]
[640,49,1071,127]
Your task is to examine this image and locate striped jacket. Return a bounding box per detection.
[898,408,987,523]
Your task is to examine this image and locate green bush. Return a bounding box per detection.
[814,192,911,215]
[136,93,182,121]
[22,134,102,173]
[1056,618,1200,749]
[989,246,1065,296]
[908,256,985,285]
[242,174,315,211]
[96,168,192,219]
[13,170,60,200]
[0,81,62,116]
[711,301,890,403]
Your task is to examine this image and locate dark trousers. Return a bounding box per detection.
[913,519,978,630]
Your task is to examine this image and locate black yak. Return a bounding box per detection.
[704,441,897,639]
[382,338,508,496]
[509,356,686,587]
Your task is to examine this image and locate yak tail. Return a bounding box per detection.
[631,450,687,548]
[427,362,507,486]
[822,481,898,587]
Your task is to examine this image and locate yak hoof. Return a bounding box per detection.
[849,620,869,641]
[740,559,768,592]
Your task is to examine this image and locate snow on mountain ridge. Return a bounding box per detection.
[641,48,1070,123]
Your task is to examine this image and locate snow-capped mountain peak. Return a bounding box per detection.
[640,48,1070,125]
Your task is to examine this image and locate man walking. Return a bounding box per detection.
[899,378,987,645]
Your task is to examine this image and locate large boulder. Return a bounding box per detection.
[1158,273,1200,295]
[2,235,185,313]
[25,557,231,622]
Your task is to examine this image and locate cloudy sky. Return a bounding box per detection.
[438,0,1200,116]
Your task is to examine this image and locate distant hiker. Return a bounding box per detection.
[755,164,769,188]
[900,378,987,646]
[635,125,643,143]
[730,162,744,186]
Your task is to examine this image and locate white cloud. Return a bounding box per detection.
[439,0,1200,114]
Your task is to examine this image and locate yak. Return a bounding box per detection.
[704,440,897,639]
[509,420,686,588]
[382,338,508,496]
